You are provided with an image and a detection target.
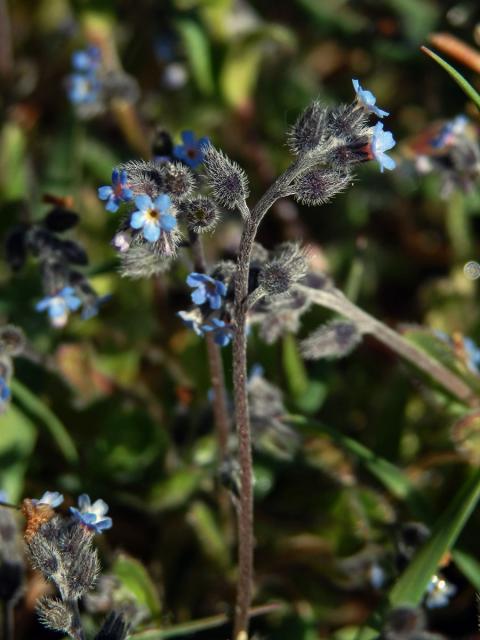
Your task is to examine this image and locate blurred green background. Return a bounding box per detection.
[1,0,480,638]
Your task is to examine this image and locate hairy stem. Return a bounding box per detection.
[69,600,85,640]
[301,286,478,406]
[232,159,306,638]
[188,232,230,458]
[1,600,14,640]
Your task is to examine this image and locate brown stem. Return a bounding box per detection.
[188,231,230,458]
[302,286,479,407]
[232,159,306,639]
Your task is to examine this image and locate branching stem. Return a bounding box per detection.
[300,285,478,407]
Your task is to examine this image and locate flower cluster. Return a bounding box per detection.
[20,491,116,638]
[289,78,396,184]
[178,272,233,347]
[67,46,139,119]
[411,114,480,197]
[0,325,25,414]
[5,198,107,328]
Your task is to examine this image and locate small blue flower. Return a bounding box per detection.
[32,491,64,508]
[130,194,176,243]
[70,494,112,534]
[0,376,11,407]
[35,287,82,328]
[425,574,457,609]
[352,79,389,118]
[201,318,233,347]
[67,73,101,105]
[98,169,133,213]
[186,273,227,310]
[177,310,205,337]
[431,115,468,149]
[371,122,396,172]
[173,130,209,169]
[72,47,100,73]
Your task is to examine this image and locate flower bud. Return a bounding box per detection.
[294,167,352,206]
[37,596,75,635]
[258,243,308,297]
[161,162,196,201]
[300,320,361,360]
[288,100,327,154]
[0,325,25,357]
[95,611,130,640]
[119,243,175,279]
[202,144,249,210]
[120,160,165,199]
[180,196,219,233]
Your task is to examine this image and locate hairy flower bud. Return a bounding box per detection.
[120,160,165,199]
[202,144,249,209]
[294,167,352,206]
[301,320,362,360]
[180,196,219,233]
[258,243,308,297]
[161,162,196,201]
[37,596,75,634]
[288,100,327,154]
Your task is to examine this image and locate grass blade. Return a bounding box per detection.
[389,467,480,607]
[421,46,480,111]
[10,378,78,463]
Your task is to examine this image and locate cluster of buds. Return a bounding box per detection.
[16,491,128,639]
[5,196,107,328]
[66,46,139,119]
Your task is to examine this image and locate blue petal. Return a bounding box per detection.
[111,168,120,185]
[95,517,113,531]
[181,130,196,145]
[35,298,50,312]
[134,194,153,211]
[105,198,119,213]
[154,193,171,211]
[130,211,145,229]
[173,145,187,161]
[122,188,133,201]
[160,213,176,231]
[191,287,207,305]
[379,153,396,171]
[208,294,222,310]
[143,221,160,242]
[215,280,227,297]
[78,494,91,510]
[186,273,207,286]
[98,186,113,200]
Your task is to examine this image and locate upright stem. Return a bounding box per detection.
[69,600,86,640]
[1,600,14,640]
[232,160,306,639]
[188,232,230,458]
[302,286,478,407]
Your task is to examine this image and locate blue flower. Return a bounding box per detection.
[70,494,112,534]
[186,273,227,310]
[177,310,205,337]
[431,115,468,149]
[98,169,133,213]
[35,286,82,328]
[201,318,233,347]
[352,79,389,118]
[371,122,396,172]
[32,491,64,508]
[0,376,11,410]
[130,194,176,243]
[173,130,209,169]
[68,47,102,106]
[72,47,100,73]
[425,574,457,609]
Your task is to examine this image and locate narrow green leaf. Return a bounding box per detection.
[452,549,480,591]
[389,467,480,607]
[0,404,37,502]
[113,553,162,619]
[288,414,430,516]
[421,46,480,111]
[187,501,230,569]
[175,19,215,96]
[282,334,309,398]
[10,378,78,463]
